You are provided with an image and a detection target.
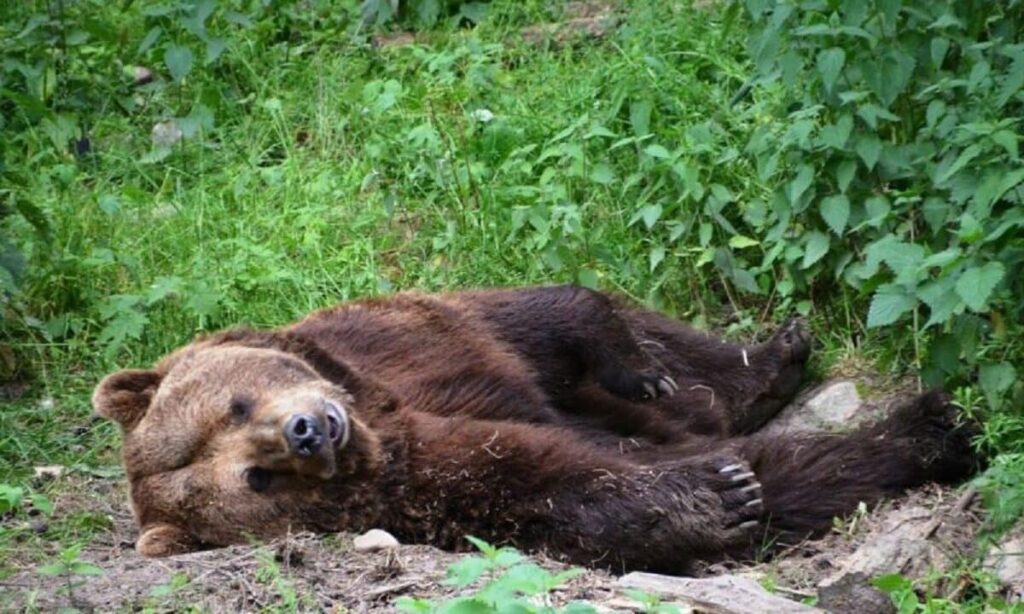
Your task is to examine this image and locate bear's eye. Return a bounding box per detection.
[246,467,272,492]
[229,396,252,422]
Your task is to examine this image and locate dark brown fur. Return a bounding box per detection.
[93,285,979,573]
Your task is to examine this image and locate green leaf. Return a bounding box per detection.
[955,262,1005,312]
[864,195,891,226]
[816,47,846,92]
[636,204,662,230]
[938,144,982,184]
[820,195,850,235]
[728,235,760,249]
[874,573,913,594]
[991,130,1019,160]
[918,277,960,327]
[577,269,599,289]
[630,100,652,137]
[980,362,1016,410]
[836,159,857,192]
[29,494,54,515]
[589,163,615,185]
[70,562,104,576]
[926,99,946,128]
[649,246,665,272]
[819,114,853,149]
[801,231,830,269]
[36,563,66,576]
[416,0,441,25]
[97,194,120,216]
[854,134,882,170]
[867,284,916,328]
[444,556,490,587]
[0,485,24,514]
[164,44,193,83]
[644,144,672,159]
[930,37,950,67]
[787,164,815,206]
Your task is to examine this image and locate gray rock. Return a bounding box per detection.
[616,572,822,613]
[353,528,399,552]
[985,527,1024,601]
[763,380,863,435]
[817,572,895,614]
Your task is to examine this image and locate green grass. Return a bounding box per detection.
[1,0,1022,610]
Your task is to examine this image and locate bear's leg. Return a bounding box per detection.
[457,285,677,402]
[736,391,979,542]
[622,309,811,434]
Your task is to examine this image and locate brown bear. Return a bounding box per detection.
[93,285,979,573]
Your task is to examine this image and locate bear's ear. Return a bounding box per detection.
[93,369,163,430]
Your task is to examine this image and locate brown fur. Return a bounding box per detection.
[93,285,979,572]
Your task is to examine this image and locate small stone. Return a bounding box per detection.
[353,529,399,552]
[985,529,1024,599]
[33,465,64,480]
[133,66,154,86]
[30,520,48,534]
[152,120,183,148]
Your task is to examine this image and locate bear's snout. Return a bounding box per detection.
[284,414,324,456]
[282,400,348,459]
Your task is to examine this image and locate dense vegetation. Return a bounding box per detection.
[1,0,1022,610]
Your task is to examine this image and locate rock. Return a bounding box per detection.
[353,529,399,552]
[152,120,183,148]
[762,380,863,435]
[816,572,895,614]
[985,527,1024,601]
[616,572,822,613]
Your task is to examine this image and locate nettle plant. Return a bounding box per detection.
[742,0,1024,408]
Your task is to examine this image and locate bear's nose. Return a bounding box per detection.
[284,414,324,457]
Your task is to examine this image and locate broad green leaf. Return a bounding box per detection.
[638,204,662,229]
[98,194,120,215]
[444,556,490,587]
[819,114,853,149]
[938,144,982,183]
[630,100,652,137]
[991,130,1019,160]
[70,562,104,576]
[416,0,441,24]
[854,134,882,170]
[836,159,857,192]
[867,284,916,328]
[820,195,850,235]
[801,231,830,269]
[930,37,950,67]
[980,362,1016,410]
[787,164,815,206]
[864,195,891,226]
[589,163,615,185]
[698,222,713,247]
[649,246,665,272]
[644,144,672,159]
[29,494,54,515]
[918,277,960,327]
[997,54,1024,108]
[926,99,946,128]
[729,235,760,249]
[576,269,599,289]
[36,563,66,576]
[817,47,846,92]
[164,44,193,82]
[955,262,1005,312]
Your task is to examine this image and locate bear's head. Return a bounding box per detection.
[93,330,391,557]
